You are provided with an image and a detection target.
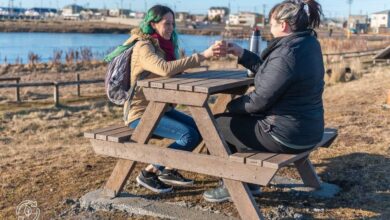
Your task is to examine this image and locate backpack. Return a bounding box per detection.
[104,41,149,120]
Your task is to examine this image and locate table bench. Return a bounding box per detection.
[84,70,338,220]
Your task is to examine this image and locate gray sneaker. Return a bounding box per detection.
[203,186,231,203]
[203,185,262,203]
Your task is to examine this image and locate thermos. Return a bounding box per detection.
[247,27,261,77]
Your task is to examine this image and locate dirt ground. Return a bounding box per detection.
[0,62,389,219]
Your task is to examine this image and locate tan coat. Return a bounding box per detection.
[123,28,203,125]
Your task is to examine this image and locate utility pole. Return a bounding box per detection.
[347,0,353,17]
[263,4,266,26]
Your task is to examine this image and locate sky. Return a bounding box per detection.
[0,0,389,18]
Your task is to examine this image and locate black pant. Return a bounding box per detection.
[215,113,310,154]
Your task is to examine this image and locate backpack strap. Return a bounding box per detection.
[123,72,150,122]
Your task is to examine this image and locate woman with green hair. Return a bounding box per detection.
[121,5,217,193]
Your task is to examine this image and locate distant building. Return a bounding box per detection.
[323,18,344,29]
[193,14,207,23]
[109,9,132,17]
[0,7,25,16]
[227,12,262,27]
[25,8,58,17]
[208,7,229,23]
[80,8,102,19]
[62,4,83,20]
[176,12,190,23]
[228,14,239,25]
[62,4,83,15]
[348,15,369,33]
[129,11,145,19]
[370,10,390,32]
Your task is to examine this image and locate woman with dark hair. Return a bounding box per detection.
[121,5,216,193]
[203,0,325,202]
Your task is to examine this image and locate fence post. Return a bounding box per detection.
[15,78,20,102]
[53,82,60,107]
[76,73,81,97]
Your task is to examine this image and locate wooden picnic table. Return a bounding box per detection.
[85,70,338,220]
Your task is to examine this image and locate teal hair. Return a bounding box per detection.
[139,5,180,59]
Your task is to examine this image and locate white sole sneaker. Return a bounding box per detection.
[158,177,194,186]
[136,176,173,193]
[203,195,232,203]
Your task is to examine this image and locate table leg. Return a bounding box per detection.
[193,94,234,154]
[103,101,168,197]
[294,156,321,188]
[189,105,264,220]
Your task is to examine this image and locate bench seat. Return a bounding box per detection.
[84,126,337,187]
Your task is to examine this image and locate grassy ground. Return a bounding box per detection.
[0,63,389,219]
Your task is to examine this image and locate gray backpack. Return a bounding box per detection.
[104,42,149,120]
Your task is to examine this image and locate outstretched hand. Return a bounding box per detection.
[201,41,227,59]
[227,42,244,58]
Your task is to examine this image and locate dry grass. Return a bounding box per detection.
[0,62,389,219]
[319,38,390,54]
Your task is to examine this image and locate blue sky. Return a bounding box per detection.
[1,0,389,18]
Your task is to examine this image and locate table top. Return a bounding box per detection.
[138,70,253,94]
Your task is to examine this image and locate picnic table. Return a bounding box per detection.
[85,70,338,219]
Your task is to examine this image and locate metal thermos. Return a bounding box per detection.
[247,27,261,77]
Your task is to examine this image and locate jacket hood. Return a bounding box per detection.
[124,28,159,46]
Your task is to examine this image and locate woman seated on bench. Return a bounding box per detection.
[123,5,216,193]
[204,0,325,202]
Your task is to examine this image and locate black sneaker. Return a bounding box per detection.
[136,170,173,193]
[158,169,194,186]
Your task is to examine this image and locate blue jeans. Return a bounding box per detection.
[129,108,201,170]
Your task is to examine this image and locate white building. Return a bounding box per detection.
[228,14,239,25]
[62,4,83,20]
[227,12,262,27]
[176,12,190,23]
[208,7,229,23]
[371,10,390,29]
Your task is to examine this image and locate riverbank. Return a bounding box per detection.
[0,20,132,34]
[0,19,267,38]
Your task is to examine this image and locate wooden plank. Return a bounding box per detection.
[317,128,338,148]
[139,70,216,88]
[143,88,208,107]
[262,154,298,169]
[95,127,131,141]
[229,152,258,163]
[137,76,168,87]
[247,153,277,166]
[103,101,168,197]
[194,78,253,94]
[188,105,265,219]
[150,72,216,88]
[294,156,321,188]
[91,139,277,186]
[163,78,211,90]
[107,130,134,143]
[158,71,230,90]
[262,129,338,168]
[179,71,245,92]
[131,101,168,144]
[224,180,264,220]
[84,125,125,139]
[103,159,137,198]
[193,93,236,154]
[189,106,232,157]
[0,77,20,82]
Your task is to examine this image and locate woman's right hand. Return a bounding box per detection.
[227,42,244,58]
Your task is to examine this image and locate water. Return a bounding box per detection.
[0,32,267,64]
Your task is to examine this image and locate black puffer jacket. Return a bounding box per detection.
[227,30,325,146]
